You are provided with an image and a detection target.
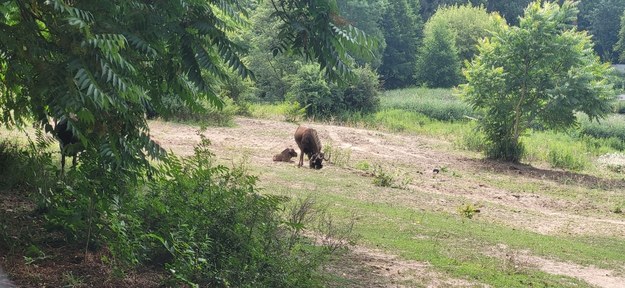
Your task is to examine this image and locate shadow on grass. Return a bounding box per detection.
[462,158,625,190]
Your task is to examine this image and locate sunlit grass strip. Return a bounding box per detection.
[265,182,612,287]
[380,87,475,121]
[578,113,625,142]
[253,165,624,285]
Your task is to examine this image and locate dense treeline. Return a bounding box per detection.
[242,0,624,104]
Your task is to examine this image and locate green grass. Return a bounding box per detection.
[254,165,618,287]
[578,113,625,145]
[380,87,475,121]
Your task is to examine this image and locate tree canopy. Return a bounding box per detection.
[0,0,375,172]
[379,0,422,89]
[414,18,461,87]
[463,0,614,162]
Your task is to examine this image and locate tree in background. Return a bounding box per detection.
[414,19,461,87]
[338,0,387,68]
[615,10,625,63]
[484,0,532,25]
[576,0,599,32]
[419,0,485,20]
[587,0,625,63]
[415,4,505,87]
[0,0,374,172]
[463,1,614,162]
[429,5,505,62]
[379,0,423,89]
[243,2,300,101]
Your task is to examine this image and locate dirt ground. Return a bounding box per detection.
[149,117,625,288]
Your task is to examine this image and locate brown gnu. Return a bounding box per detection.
[294,126,329,169]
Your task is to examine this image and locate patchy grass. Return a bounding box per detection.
[252,162,622,287]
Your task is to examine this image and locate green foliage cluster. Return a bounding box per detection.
[463,1,614,162]
[286,64,381,118]
[7,136,329,287]
[415,5,507,88]
[372,165,395,187]
[133,139,324,287]
[414,18,461,88]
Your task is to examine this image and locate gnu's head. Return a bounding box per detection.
[309,152,328,170]
[287,148,298,157]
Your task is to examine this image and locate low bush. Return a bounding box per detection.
[131,136,327,286]
[286,64,381,119]
[19,132,333,287]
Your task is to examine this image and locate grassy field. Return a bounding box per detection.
[3,87,625,287]
[240,87,625,286]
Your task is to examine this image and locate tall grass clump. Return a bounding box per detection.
[522,131,592,170]
[578,114,625,146]
[0,135,56,191]
[455,122,487,152]
[381,87,475,121]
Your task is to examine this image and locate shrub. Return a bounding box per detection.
[342,66,381,114]
[286,64,342,118]
[372,165,394,187]
[25,133,331,286]
[286,64,381,119]
[130,136,326,286]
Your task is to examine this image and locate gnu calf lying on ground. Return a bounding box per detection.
[273,148,298,162]
[294,126,328,169]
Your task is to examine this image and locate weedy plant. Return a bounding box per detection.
[323,143,351,168]
[372,165,395,187]
[354,160,371,171]
[458,203,481,220]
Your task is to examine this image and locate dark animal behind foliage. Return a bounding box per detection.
[54,118,83,174]
[294,126,328,169]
